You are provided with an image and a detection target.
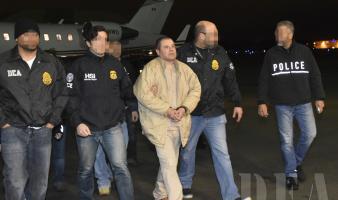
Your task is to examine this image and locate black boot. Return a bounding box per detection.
[286,177,299,190]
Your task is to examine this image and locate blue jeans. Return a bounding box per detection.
[94,121,128,188]
[51,124,67,184]
[275,103,317,177]
[179,114,240,200]
[1,126,52,200]
[76,124,134,200]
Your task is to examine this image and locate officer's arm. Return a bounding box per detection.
[180,67,201,114]
[222,56,242,106]
[67,60,82,128]
[308,49,325,100]
[119,63,138,112]
[49,57,69,126]
[0,59,9,127]
[0,88,9,128]
[257,54,271,105]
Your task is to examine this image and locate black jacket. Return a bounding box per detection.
[0,47,68,127]
[121,59,139,84]
[177,43,242,117]
[257,42,325,105]
[67,51,136,131]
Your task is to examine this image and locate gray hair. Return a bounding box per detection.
[194,23,206,39]
[276,20,295,34]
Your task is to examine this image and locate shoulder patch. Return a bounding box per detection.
[66,73,74,82]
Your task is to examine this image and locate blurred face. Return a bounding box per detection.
[200,25,218,49]
[87,31,108,57]
[16,31,39,51]
[275,25,293,46]
[108,41,122,59]
[156,38,176,62]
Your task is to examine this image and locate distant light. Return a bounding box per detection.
[148,51,153,55]
[56,34,62,41]
[67,33,73,41]
[44,34,50,41]
[3,33,10,41]
[139,70,143,73]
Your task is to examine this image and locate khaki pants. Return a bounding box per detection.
[153,129,183,200]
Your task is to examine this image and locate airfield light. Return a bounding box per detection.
[44,34,50,41]
[3,33,10,41]
[56,34,62,41]
[313,39,338,49]
[67,33,73,41]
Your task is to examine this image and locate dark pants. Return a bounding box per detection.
[126,108,140,160]
[51,124,67,184]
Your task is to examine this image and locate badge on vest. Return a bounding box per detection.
[211,59,219,70]
[42,72,52,85]
[110,70,118,80]
[66,73,74,88]
[66,73,74,83]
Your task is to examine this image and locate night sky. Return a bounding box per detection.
[1,0,338,49]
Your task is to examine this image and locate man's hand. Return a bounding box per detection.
[174,107,186,121]
[131,111,139,122]
[232,107,243,122]
[258,104,269,118]
[45,123,54,129]
[76,123,91,137]
[315,100,325,114]
[167,107,176,120]
[2,124,10,129]
[54,132,63,140]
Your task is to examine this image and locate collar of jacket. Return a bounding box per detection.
[7,45,50,63]
[156,57,182,76]
[277,40,297,54]
[189,42,220,56]
[86,50,109,63]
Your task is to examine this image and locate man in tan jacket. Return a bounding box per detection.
[134,36,201,200]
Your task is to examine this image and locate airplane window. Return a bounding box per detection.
[3,33,10,41]
[67,33,73,41]
[44,34,50,41]
[56,34,62,41]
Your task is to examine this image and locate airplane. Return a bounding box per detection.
[0,0,190,57]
